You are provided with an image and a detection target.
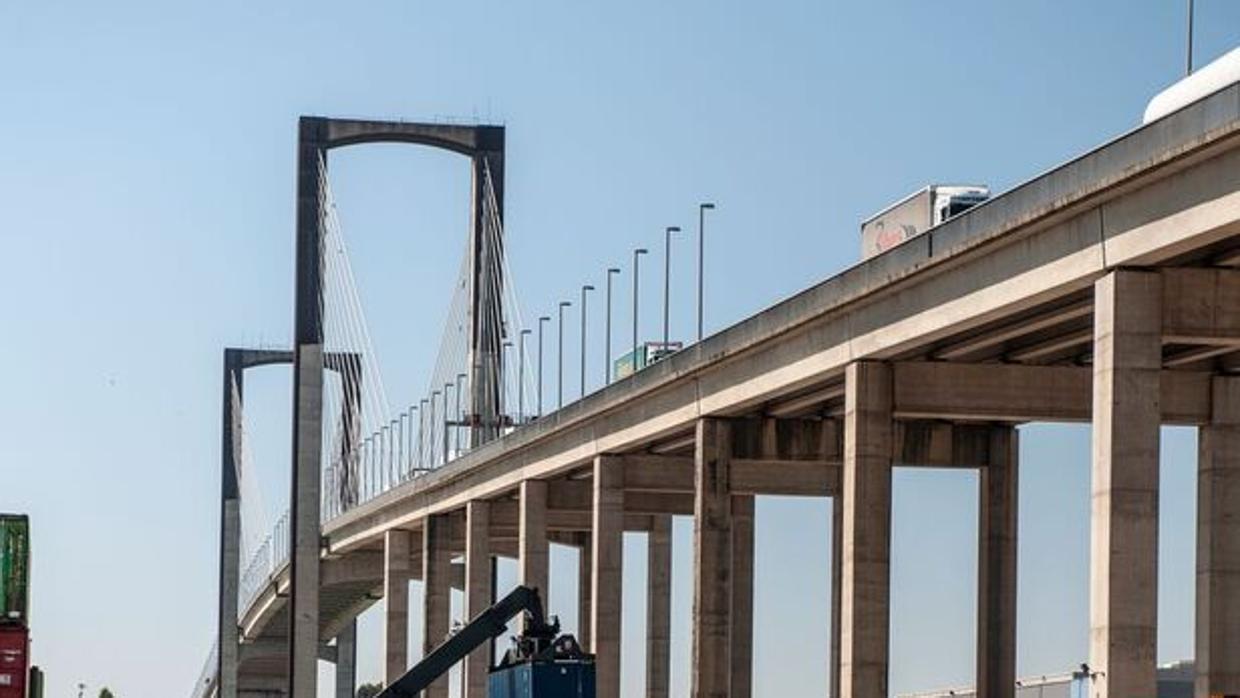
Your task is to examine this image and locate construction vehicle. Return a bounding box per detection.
[378,585,594,698]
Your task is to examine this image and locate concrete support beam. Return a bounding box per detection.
[335,621,357,698]
[976,427,1018,698]
[1196,375,1240,696]
[1005,327,1093,363]
[933,299,1093,360]
[731,495,755,698]
[422,515,453,698]
[646,516,672,698]
[592,456,625,698]
[561,460,840,499]
[731,460,841,497]
[840,361,893,698]
[1090,270,1162,698]
[1161,267,1240,344]
[895,422,992,468]
[519,481,550,614]
[465,501,492,698]
[892,361,1211,425]
[692,418,732,698]
[383,529,414,685]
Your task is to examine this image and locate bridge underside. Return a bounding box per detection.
[226,85,1240,698]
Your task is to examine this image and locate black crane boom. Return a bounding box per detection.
[377,585,547,698]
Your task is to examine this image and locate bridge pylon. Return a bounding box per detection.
[289,117,506,697]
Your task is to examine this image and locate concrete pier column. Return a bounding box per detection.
[519,481,550,607]
[1196,375,1240,697]
[592,456,625,698]
[384,529,414,685]
[730,495,755,698]
[976,427,1018,698]
[422,515,453,698]
[692,417,733,698]
[840,361,893,698]
[646,516,672,698]
[1090,270,1161,698]
[335,620,357,698]
[218,353,243,698]
[830,495,843,698]
[577,533,593,650]
[465,501,492,698]
[289,122,328,695]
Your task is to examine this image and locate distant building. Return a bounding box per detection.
[896,661,1194,698]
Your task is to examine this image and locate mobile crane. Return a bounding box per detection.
[378,585,594,698]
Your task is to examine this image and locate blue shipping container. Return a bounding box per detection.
[488,660,595,698]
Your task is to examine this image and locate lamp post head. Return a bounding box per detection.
[583,284,595,292]
[521,328,532,336]
[635,247,648,255]
[667,226,681,234]
[608,267,621,275]
[539,316,550,323]
[700,202,716,211]
[559,300,572,308]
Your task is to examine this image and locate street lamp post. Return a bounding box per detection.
[454,373,466,457]
[558,301,571,409]
[605,267,620,384]
[407,405,417,475]
[632,248,648,369]
[1187,0,1195,75]
[501,342,513,426]
[397,411,406,480]
[580,284,594,398]
[518,328,532,424]
[697,203,715,342]
[664,226,681,347]
[380,424,390,490]
[418,397,428,469]
[388,419,399,483]
[430,391,440,468]
[537,316,550,417]
[443,382,453,464]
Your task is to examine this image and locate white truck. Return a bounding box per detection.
[860,184,989,259]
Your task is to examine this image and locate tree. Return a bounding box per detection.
[98,689,115,698]
[356,683,383,698]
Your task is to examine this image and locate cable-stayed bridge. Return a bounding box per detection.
[198,83,1240,698]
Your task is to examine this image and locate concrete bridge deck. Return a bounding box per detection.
[232,83,1240,698]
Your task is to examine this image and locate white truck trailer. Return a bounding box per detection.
[860,184,989,259]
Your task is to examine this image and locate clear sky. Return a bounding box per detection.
[2,2,1239,697]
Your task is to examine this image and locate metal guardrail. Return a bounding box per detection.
[238,511,290,614]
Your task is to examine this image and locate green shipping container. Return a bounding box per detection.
[0,515,29,625]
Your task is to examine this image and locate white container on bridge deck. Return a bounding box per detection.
[860,184,989,260]
[1144,45,1240,125]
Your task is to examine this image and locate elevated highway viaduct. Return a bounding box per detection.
[231,83,1240,698]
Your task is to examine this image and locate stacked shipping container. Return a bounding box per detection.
[0,515,30,698]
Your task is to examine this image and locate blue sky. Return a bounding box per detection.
[1,2,1238,697]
